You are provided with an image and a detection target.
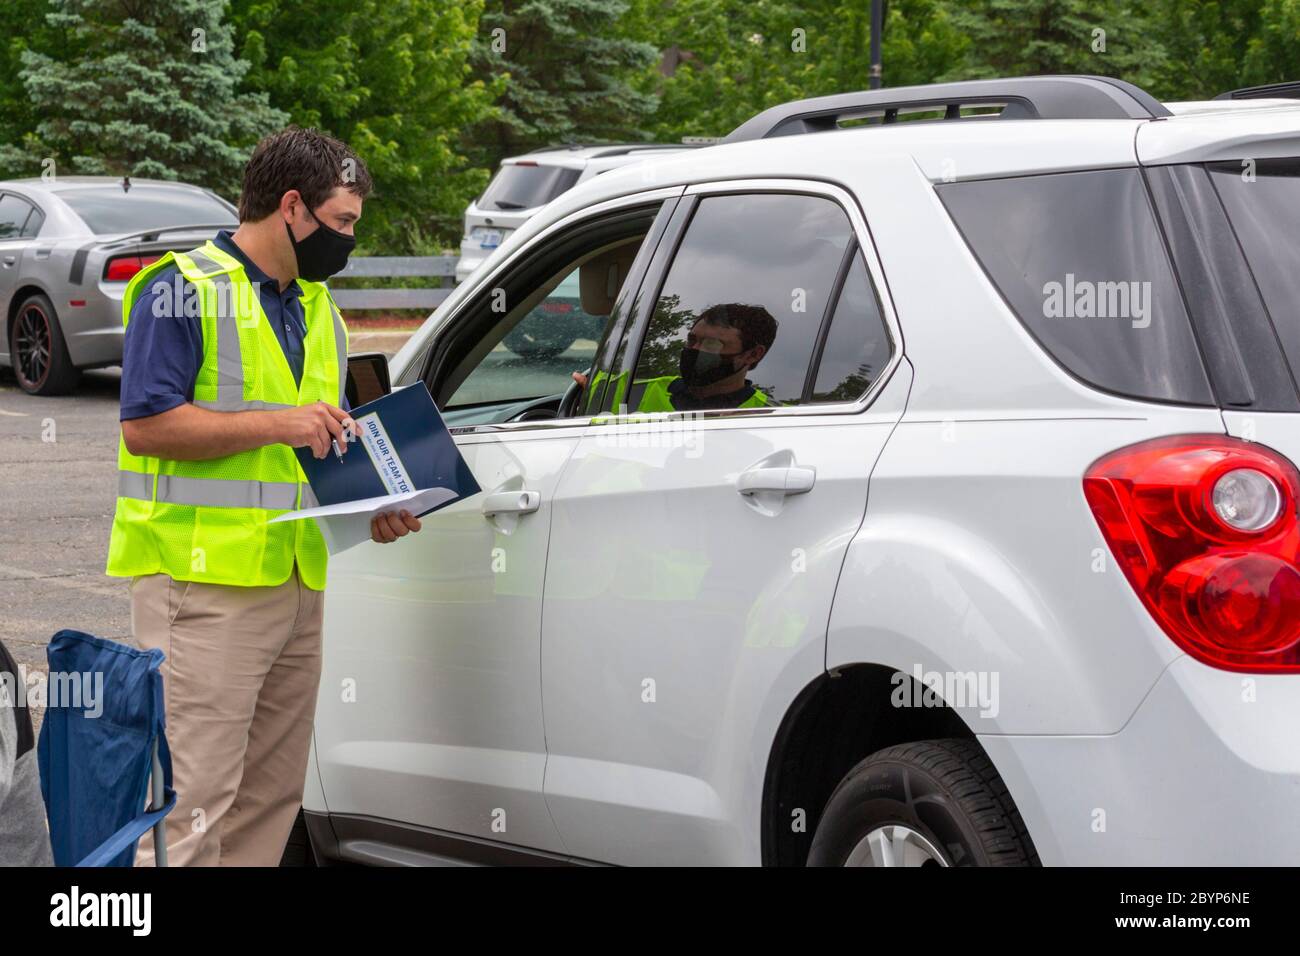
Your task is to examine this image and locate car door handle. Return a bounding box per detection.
[737,465,816,497]
[2,255,15,267]
[481,490,541,517]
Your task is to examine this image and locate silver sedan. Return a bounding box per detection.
[0,176,237,395]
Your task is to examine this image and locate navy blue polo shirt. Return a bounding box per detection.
[119,230,348,421]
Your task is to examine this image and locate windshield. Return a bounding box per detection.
[59,185,235,234]
[478,163,580,211]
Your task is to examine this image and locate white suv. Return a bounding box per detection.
[300,76,1300,866]
[455,144,694,284]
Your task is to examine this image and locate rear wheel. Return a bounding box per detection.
[807,738,1038,867]
[9,292,80,395]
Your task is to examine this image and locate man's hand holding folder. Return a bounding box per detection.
[270,382,479,553]
[282,399,422,544]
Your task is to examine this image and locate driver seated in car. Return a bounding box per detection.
[574,302,780,413]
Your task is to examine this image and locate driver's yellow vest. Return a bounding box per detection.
[589,370,775,414]
[105,241,348,591]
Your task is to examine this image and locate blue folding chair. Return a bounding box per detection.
[37,629,177,867]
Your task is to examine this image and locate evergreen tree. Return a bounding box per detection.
[938,0,1164,91]
[466,0,660,168]
[4,0,285,194]
[0,0,55,149]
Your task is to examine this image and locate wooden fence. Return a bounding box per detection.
[330,255,458,310]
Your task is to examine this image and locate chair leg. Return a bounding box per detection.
[149,738,168,868]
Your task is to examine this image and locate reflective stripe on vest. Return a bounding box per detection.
[117,471,300,510]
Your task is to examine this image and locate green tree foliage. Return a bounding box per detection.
[939,0,1163,89]
[10,0,1300,254]
[1148,0,1300,99]
[626,0,969,140]
[1244,0,1300,87]
[229,0,497,251]
[465,0,660,168]
[0,0,56,147]
[3,0,285,193]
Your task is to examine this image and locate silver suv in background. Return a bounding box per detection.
[455,144,693,284]
[0,176,237,395]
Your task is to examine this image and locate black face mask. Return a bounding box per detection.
[287,205,355,281]
[679,347,744,387]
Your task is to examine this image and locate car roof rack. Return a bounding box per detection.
[523,143,693,157]
[724,75,1170,143]
[1214,80,1300,100]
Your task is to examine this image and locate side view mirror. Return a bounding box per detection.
[345,351,391,408]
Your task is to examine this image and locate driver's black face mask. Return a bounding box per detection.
[679,347,744,387]
[287,205,355,282]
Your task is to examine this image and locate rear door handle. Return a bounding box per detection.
[737,466,816,496]
[2,255,15,267]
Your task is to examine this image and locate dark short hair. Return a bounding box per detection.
[695,303,778,352]
[238,126,373,222]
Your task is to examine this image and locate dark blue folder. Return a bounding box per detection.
[295,381,480,517]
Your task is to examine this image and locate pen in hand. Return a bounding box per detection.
[332,417,354,461]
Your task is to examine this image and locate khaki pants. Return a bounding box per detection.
[130,564,323,867]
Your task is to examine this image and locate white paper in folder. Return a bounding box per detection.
[268,486,457,554]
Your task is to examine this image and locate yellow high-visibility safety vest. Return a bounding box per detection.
[590,370,777,415]
[105,241,347,591]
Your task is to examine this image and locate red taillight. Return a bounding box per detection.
[103,254,161,282]
[1085,434,1300,672]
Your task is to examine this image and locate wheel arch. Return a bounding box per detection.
[761,662,978,867]
[6,283,54,338]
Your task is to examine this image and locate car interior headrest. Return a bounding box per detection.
[579,241,640,316]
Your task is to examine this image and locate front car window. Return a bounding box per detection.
[446,265,608,409]
[619,192,854,414]
[437,225,649,425]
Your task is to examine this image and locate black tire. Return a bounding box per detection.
[807,738,1039,867]
[278,809,318,867]
[9,292,80,395]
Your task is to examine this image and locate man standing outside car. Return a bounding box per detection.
[105,127,421,866]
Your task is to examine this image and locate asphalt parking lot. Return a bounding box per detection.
[0,366,131,718]
[0,329,586,732]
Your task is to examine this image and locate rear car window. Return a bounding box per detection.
[479,163,581,211]
[938,168,1214,406]
[58,185,235,234]
[1208,159,1300,381]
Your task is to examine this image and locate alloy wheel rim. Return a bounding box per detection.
[14,304,51,388]
[845,824,950,867]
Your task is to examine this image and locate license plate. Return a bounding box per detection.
[473,228,503,249]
